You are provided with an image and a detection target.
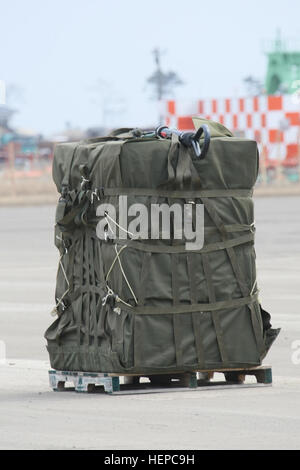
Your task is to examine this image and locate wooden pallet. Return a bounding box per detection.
[48,365,272,395]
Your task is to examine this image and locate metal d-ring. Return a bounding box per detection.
[192,124,211,159]
[155,124,211,159]
[155,126,170,138]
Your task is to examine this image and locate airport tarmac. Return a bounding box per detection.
[0,197,299,450]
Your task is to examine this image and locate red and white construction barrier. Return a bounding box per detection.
[165,95,300,166]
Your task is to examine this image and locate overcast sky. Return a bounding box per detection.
[1,0,300,135]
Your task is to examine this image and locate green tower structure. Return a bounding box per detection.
[265,32,300,95]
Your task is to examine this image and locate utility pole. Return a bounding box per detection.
[147,48,183,124]
[0,80,6,105]
[152,48,163,101]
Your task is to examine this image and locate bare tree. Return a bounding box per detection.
[147,48,183,123]
[243,76,264,96]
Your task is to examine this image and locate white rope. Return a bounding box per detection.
[104,212,135,238]
[105,244,127,281]
[104,213,138,305]
[104,282,133,308]
[105,243,138,307]
[52,215,138,315]
[114,244,138,305]
[50,251,70,316]
[250,221,256,233]
[250,279,258,296]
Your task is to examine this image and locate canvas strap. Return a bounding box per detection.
[137,252,151,306]
[200,197,265,356]
[114,232,254,254]
[201,253,229,365]
[60,144,80,193]
[117,292,258,315]
[101,188,253,198]
[170,254,184,366]
[187,253,205,368]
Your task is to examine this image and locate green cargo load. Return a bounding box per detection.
[45,119,280,374]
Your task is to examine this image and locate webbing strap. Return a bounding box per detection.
[58,141,125,229]
[89,237,98,346]
[202,253,229,365]
[102,187,253,198]
[249,302,266,356]
[186,254,197,303]
[109,223,253,243]
[199,198,248,292]
[94,238,107,340]
[61,144,80,191]
[93,239,107,298]
[65,239,76,293]
[69,285,107,304]
[176,144,202,190]
[173,315,183,366]
[83,232,90,346]
[163,133,178,188]
[118,292,258,315]
[97,141,124,188]
[200,198,265,355]
[187,253,205,368]
[227,240,264,356]
[78,236,84,347]
[55,191,81,226]
[138,252,151,306]
[114,232,254,254]
[176,145,193,188]
[171,254,183,366]
[171,254,179,304]
[192,312,205,368]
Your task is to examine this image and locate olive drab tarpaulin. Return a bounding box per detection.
[45,119,280,373]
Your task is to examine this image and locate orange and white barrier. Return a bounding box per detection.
[165,95,300,165]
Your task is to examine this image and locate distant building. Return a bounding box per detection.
[265,32,300,95]
[164,33,300,170]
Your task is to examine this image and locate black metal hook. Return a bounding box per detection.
[193,124,211,159]
[155,124,211,159]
